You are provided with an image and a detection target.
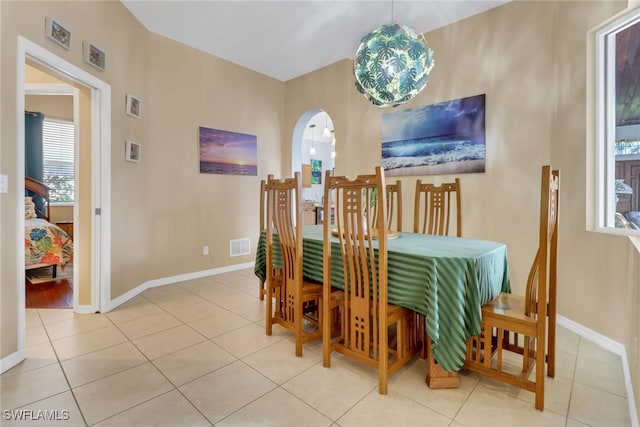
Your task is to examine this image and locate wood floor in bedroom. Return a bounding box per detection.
[25,277,73,309]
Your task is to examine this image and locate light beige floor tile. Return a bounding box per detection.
[132,324,206,360]
[578,338,623,365]
[133,325,206,360]
[26,323,49,347]
[142,284,188,300]
[338,389,451,427]
[116,312,182,340]
[25,309,42,328]
[214,271,258,289]
[188,310,251,338]
[556,326,580,356]
[188,283,242,301]
[45,313,113,340]
[213,292,260,309]
[72,362,173,425]
[217,387,332,427]
[61,341,147,387]
[151,292,207,312]
[230,300,267,322]
[164,299,226,323]
[179,360,276,424]
[212,323,285,358]
[37,308,75,325]
[574,353,627,397]
[51,325,128,361]
[454,382,566,426]
[391,357,477,418]
[93,389,210,427]
[242,339,321,384]
[1,341,58,378]
[1,391,85,427]
[566,418,592,426]
[568,383,632,427]
[282,362,376,420]
[105,300,164,325]
[0,363,69,410]
[554,349,578,381]
[153,340,236,386]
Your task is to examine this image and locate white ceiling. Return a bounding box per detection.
[120,0,509,82]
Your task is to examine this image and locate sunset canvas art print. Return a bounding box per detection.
[199,126,257,176]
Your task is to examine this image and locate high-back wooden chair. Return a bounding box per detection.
[265,172,323,356]
[413,178,461,237]
[259,175,277,300]
[463,165,560,411]
[373,180,403,232]
[321,166,418,394]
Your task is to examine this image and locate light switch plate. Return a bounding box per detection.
[0,175,7,194]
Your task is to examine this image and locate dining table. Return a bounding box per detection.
[254,224,510,374]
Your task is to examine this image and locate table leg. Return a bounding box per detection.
[425,336,460,388]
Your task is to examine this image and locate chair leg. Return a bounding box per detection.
[259,280,265,301]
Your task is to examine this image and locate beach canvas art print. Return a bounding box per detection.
[199,127,257,176]
[381,94,486,176]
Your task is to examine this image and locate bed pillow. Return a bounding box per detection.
[25,196,36,220]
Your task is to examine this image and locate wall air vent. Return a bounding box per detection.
[230,238,250,257]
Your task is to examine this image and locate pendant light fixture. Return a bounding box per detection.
[309,124,316,156]
[353,1,434,108]
[322,113,331,138]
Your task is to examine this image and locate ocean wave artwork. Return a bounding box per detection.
[382,94,486,175]
[199,126,257,176]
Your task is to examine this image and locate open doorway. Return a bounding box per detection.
[15,36,112,364]
[24,77,78,309]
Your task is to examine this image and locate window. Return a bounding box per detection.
[42,118,75,204]
[592,7,640,234]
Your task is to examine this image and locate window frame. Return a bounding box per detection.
[592,6,640,236]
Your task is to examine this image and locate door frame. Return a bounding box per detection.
[17,36,111,348]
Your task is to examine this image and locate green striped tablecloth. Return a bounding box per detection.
[254,224,510,372]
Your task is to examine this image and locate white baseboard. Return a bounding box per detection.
[103,261,255,313]
[558,315,639,427]
[0,349,25,374]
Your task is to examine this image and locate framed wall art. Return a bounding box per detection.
[199,126,257,176]
[83,41,106,71]
[125,140,141,163]
[45,17,71,49]
[381,94,486,176]
[126,94,141,119]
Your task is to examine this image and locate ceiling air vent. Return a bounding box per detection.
[230,238,250,257]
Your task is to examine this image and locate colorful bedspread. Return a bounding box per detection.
[25,218,73,269]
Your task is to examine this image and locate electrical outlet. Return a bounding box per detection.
[202,245,209,255]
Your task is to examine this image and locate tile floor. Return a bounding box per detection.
[1,268,634,426]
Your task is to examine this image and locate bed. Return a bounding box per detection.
[25,177,73,279]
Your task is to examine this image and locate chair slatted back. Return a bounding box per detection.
[266,173,303,324]
[413,178,461,237]
[323,166,388,362]
[373,180,402,232]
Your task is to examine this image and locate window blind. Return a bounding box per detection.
[42,118,75,203]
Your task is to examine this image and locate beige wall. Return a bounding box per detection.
[1,0,638,418]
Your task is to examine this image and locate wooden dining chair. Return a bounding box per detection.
[322,166,418,394]
[413,177,462,385]
[413,178,461,237]
[373,180,403,232]
[463,165,560,411]
[265,172,324,356]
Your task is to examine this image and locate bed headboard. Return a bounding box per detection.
[25,177,50,221]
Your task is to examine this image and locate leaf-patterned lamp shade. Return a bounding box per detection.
[354,23,434,108]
